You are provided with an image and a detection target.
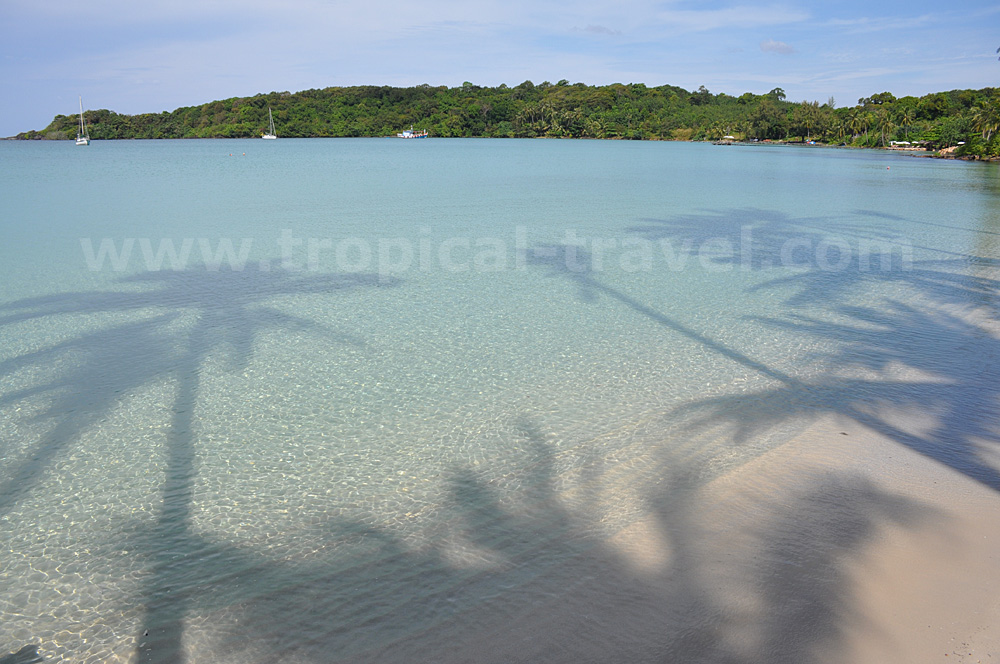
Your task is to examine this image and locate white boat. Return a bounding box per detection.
[262,107,277,139]
[397,125,428,139]
[76,96,90,145]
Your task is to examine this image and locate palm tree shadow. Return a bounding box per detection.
[135,416,932,664]
[0,264,399,663]
[635,206,1000,487]
[0,266,388,519]
[0,314,181,515]
[527,230,1000,491]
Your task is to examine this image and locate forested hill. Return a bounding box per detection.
[15,81,1000,157]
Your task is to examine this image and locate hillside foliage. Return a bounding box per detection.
[17,81,1000,158]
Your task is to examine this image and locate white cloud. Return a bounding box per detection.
[807,67,905,84]
[826,14,935,34]
[760,39,794,54]
[654,5,808,33]
[579,24,622,36]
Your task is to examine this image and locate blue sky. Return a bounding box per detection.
[1,0,997,136]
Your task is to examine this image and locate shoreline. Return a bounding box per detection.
[714,138,1000,162]
[7,134,994,161]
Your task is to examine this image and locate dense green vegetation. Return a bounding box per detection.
[17,81,1000,158]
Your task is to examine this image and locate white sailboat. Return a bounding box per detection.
[76,96,90,146]
[262,107,277,139]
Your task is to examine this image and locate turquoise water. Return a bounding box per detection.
[1,139,998,663]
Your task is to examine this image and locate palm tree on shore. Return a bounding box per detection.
[847,108,863,141]
[970,97,1000,141]
[858,110,875,145]
[897,106,914,140]
[874,107,895,147]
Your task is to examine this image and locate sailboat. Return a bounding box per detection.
[76,96,90,146]
[262,107,277,139]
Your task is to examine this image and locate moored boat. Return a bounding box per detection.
[76,96,90,146]
[397,125,428,139]
[262,107,277,139]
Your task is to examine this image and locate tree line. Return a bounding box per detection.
[17,80,1000,158]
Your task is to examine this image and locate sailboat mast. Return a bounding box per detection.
[75,95,90,144]
[262,106,277,138]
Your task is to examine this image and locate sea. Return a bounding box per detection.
[1,138,998,663]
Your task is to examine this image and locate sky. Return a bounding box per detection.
[1,0,997,137]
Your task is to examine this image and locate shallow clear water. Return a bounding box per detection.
[1,139,998,663]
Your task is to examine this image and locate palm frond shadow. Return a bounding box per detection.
[629,207,902,271]
[629,206,1000,312]
[0,646,43,664]
[527,232,1000,491]
[704,301,999,484]
[0,266,391,518]
[0,264,399,662]
[668,299,1000,490]
[752,257,1000,311]
[0,314,181,515]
